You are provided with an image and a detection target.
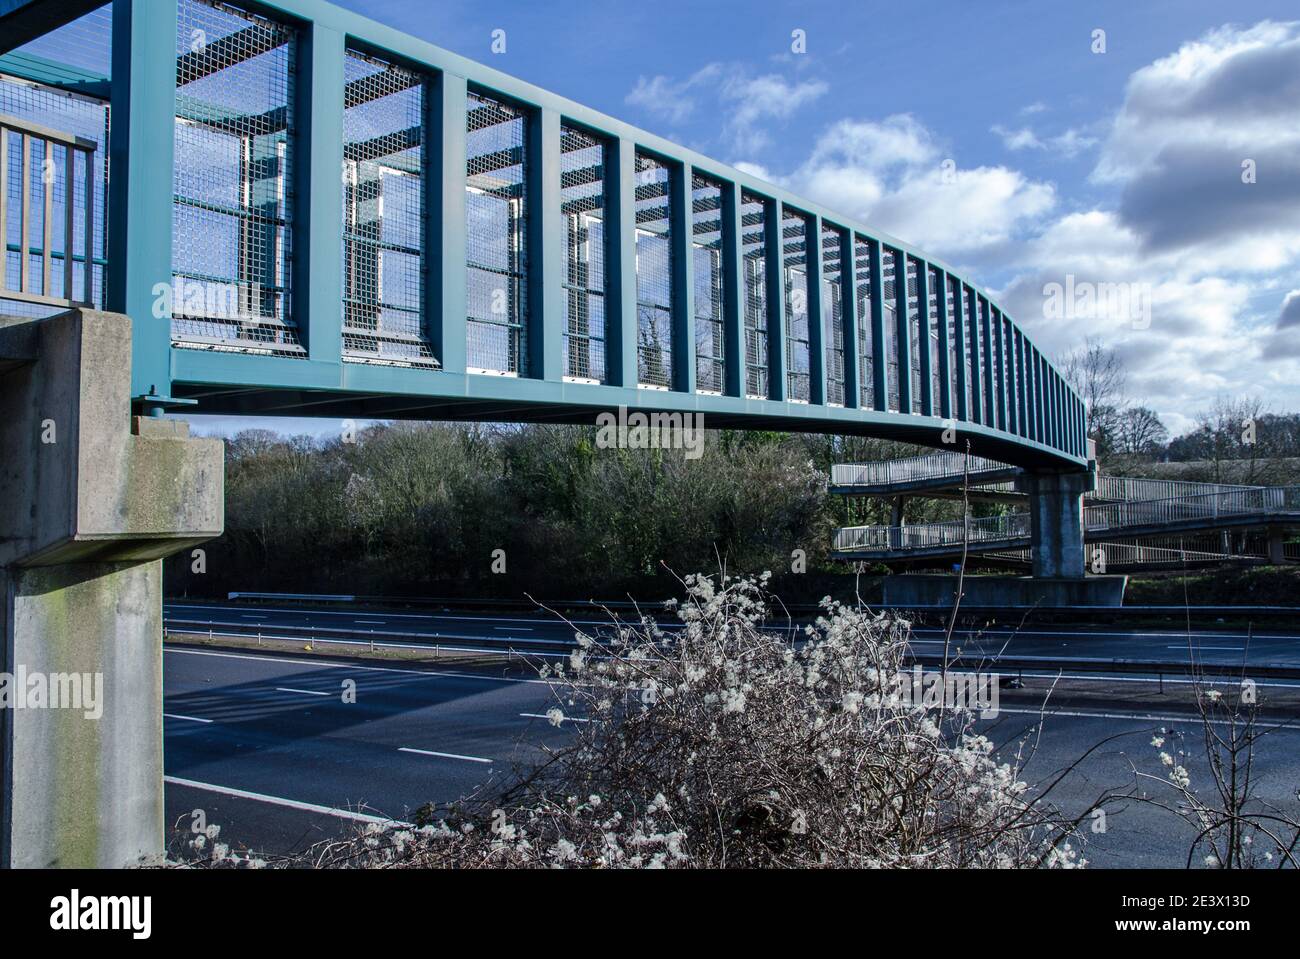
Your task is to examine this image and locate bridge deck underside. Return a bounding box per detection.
[172,379,1075,467]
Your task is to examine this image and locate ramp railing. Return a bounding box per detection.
[0,112,97,310]
[831,450,1010,488]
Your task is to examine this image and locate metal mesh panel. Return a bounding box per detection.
[8,4,113,77]
[782,208,810,402]
[741,190,768,398]
[466,90,527,375]
[881,247,898,411]
[691,172,723,393]
[341,50,434,368]
[928,265,942,413]
[906,256,922,414]
[172,0,301,355]
[0,78,107,318]
[560,124,606,382]
[634,151,672,388]
[854,235,873,409]
[821,223,844,406]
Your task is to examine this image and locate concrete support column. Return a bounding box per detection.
[0,309,223,868]
[890,496,906,550]
[1019,471,1089,579]
[1268,527,1286,565]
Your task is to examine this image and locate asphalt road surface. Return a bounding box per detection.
[161,616,1300,867]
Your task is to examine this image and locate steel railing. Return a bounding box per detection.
[1092,474,1263,503]
[0,113,97,310]
[834,513,1031,552]
[831,451,1011,488]
[834,488,1300,555]
[1084,486,1300,533]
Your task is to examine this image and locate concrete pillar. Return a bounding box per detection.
[0,309,222,868]
[1018,471,1089,579]
[890,496,906,549]
[1268,527,1286,565]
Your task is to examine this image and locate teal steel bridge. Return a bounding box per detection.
[1,0,1087,470]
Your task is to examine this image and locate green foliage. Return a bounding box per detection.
[169,423,855,601]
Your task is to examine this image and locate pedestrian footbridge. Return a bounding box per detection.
[831,451,1300,569]
[0,0,1104,866]
[0,0,1087,471]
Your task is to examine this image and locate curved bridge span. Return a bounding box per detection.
[0,0,1089,470]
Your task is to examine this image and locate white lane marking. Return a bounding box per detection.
[994,707,1296,730]
[241,615,266,620]
[1166,645,1243,651]
[398,746,492,763]
[520,712,589,723]
[276,686,330,697]
[496,626,533,631]
[164,776,409,826]
[164,712,213,724]
[164,646,547,684]
[356,620,386,625]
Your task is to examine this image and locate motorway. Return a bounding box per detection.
[160,601,1300,867]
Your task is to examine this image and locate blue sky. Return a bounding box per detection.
[193,0,1300,439]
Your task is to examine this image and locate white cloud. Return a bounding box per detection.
[624,63,723,125]
[625,22,1300,427]
[764,115,1056,256]
[1262,290,1300,358]
[1091,20,1300,261]
[624,63,826,153]
[718,72,828,153]
[991,124,1098,158]
[982,20,1300,428]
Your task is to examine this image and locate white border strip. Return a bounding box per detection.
[164,775,409,826]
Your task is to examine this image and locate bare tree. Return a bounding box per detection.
[1189,395,1270,485]
[1111,405,1170,461]
[1060,337,1128,457]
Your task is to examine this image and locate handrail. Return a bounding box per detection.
[1093,474,1263,503]
[831,451,1012,488]
[835,487,1300,554]
[0,112,96,310]
[1084,486,1300,532]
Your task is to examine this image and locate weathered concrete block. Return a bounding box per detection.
[0,309,222,567]
[1,308,224,868]
[0,562,164,868]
